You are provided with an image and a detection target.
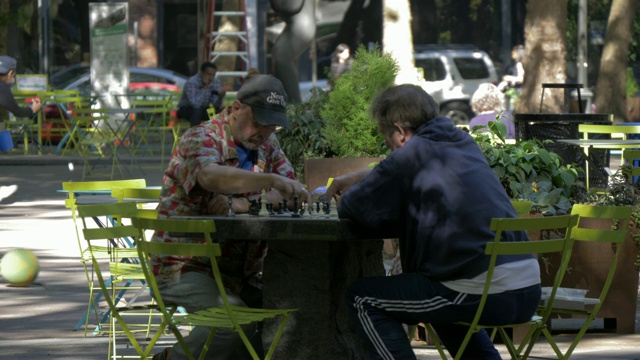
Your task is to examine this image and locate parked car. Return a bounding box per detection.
[51,66,188,97]
[300,44,499,125]
[414,44,499,125]
[41,67,187,144]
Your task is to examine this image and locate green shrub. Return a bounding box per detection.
[472,120,582,215]
[277,88,331,179]
[320,44,399,157]
[627,67,640,97]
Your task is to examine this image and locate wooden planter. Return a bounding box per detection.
[532,217,639,334]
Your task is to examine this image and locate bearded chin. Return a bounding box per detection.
[240,139,261,150]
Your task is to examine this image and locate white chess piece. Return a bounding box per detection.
[302,203,309,217]
[258,190,269,216]
[329,198,338,218]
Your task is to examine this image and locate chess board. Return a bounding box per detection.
[242,194,338,219]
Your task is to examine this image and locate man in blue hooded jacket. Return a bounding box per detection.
[325,84,541,359]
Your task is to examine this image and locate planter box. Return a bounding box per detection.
[532,217,639,334]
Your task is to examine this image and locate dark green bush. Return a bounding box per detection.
[320,44,399,157]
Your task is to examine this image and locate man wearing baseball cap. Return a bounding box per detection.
[149,74,310,360]
[0,55,42,120]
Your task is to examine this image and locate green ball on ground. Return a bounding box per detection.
[1,248,40,287]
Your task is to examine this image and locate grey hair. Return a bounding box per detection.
[471,83,505,114]
[370,84,439,136]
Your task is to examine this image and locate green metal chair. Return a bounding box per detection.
[77,201,174,359]
[62,179,147,335]
[520,204,633,360]
[131,216,298,360]
[425,214,579,360]
[511,199,533,217]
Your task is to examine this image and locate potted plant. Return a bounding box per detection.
[278,44,398,191]
[470,120,583,215]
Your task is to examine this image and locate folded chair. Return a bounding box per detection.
[521,204,633,360]
[62,179,147,335]
[77,202,175,359]
[131,217,298,360]
[425,214,579,360]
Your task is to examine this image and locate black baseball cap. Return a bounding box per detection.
[237,74,289,128]
[0,56,16,74]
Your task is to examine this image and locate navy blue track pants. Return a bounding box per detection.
[347,272,541,359]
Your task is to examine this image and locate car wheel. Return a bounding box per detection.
[440,102,473,125]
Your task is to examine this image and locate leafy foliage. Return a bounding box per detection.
[574,163,640,270]
[627,67,640,97]
[471,119,582,215]
[320,44,398,157]
[277,88,332,179]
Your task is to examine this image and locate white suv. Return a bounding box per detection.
[415,45,499,125]
[300,45,498,125]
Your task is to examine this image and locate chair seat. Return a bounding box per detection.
[178,306,297,328]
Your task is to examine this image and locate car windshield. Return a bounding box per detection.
[50,65,90,89]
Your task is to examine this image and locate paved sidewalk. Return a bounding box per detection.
[0,156,639,359]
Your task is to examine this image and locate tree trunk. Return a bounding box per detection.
[0,0,9,55]
[594,0,637,122]
[383,0,419,85]
[517,0,567,114]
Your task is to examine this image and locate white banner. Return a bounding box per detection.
[89,2,129,110]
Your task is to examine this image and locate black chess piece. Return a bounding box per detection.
[248,199,260,216]
[291,196,301,218]
[267,202,275,215]
[277,202,284,215]
[282,199,290,213]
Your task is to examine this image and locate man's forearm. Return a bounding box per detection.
[197,164,275,194]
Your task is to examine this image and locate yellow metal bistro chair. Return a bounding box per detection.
[77,201,174,359]
[71,106,123,180]
[129,97,174,170]
[425,214,579,360]
[131,217,298,360]
[521,204,633,360]
[62,179,147,335]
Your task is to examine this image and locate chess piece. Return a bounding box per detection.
[304,203,310,217]
[259,190,270,217]
[291,196,301,218]
[282,199,290,213]
[328,198,339,218]
[277,202,284,215]
[226,194,235,217]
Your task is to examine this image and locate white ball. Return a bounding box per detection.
[68,162,74,171]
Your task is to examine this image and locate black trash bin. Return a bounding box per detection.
[514,113,612,188]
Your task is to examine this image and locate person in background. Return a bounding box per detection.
[150,74,310,360]
[325,84,540,359]
[0,55,42,120]
[498,44,525,92]
[177,62,226,127]
[329,43,352,88]
[469,82,516,139]
[0,56,42,201]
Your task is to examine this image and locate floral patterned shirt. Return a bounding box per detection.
[151,107,295,294]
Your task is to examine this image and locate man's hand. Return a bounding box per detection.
[207,194,250,215]
[324,169,372,203]
[270,176,311,205]
[31,97,42,113]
